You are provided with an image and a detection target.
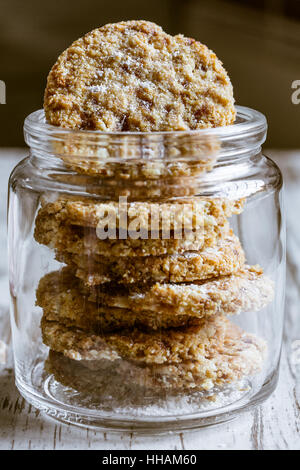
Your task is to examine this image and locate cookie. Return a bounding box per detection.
[92,265,274,317]
[44,21,235,132]
[37,268,210,330]
[41,314,220,365]
[48,172,208,199]
[122,320,267,391]
[45,319,266,392]
[54,134,219,179]
[36,196,244,231]
[35,215,226,257]
[56,232,245,285]
[124,322,266,391]
[34,198,236,257]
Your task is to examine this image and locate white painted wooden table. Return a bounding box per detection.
[0,148,299,450]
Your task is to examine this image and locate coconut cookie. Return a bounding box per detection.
[34,197,237,257]
[37,264,256,330]
[35,214,227,257]
[45,320,266,392]
[49,172,208,199]
[37,268,214,330]
[54,134,219,180]
[92,266,274,317]
[123,322,266,391]
[41,314,220,365]
[36,268,144,332]
[44,20,235,132]
[56,232,245,285]
[44,20,233,178]
[35,196,244,231]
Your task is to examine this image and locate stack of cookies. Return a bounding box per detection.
[34,21,274,397]
[34,195,273,394]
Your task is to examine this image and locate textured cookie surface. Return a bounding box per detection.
[35,218,222,257]
[37,267,213,330]
[92,265,274,317]
[44,20,235,132]
[124,321,266,391]
[34,196,241,257]
[37,265,273,334]
[46,319,266,392]
[49,172,212,199]
[54,134,219,179]
[38,261,260,330]
[41,314,220,364]
[57,232,245,285]
[36,196,244,230]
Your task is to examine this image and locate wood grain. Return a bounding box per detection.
[0,148,299,450]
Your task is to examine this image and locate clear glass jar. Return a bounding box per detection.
[8,106,285,432]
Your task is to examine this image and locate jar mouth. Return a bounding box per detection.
[24,106,267,165]
[24,106,266,139]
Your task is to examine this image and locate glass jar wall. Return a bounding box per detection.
[7,106,285,432]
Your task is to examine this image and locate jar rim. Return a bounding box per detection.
[24,106,266,140]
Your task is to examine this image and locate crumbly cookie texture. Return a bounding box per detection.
[37,267,206,330]
[54,134,219,179]
[44,20,235,132]
[41,315,219,365]
[45,318,266,392]
[36,195,244,230]
[35,218,224,257]
[38,285,213,331]
[92,265,274,317]
[56,232,245,285]
[49,172,211,199]
[123,321,267,391]
[37,264,254,330]
[34,196,239,257]
[36,268,148,331]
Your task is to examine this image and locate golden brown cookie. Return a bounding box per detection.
[44,21,235,132]
[41,315,219,365]
[34,195,241,257]
[35,219,223,257]
[123,322,266,391]
[92,265,274,317]
[37,268,210,330]
[45,319,266,392]
[36,195,244,231]
[56,232,245,285]
[53,133,219,179]
[48,172,208,199]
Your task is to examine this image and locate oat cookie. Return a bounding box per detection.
[54,133,219,179]
[38,264,260,330]
[44,21,235,132]
[35,215,226,257]
[36,268,140,332]
[34,197,237,257]
[124,321,266,391]
[49,172,208,199]
[37,268,212,330]
[41,315,220,365]
[92,265,274,317]
[38,267,256,330]
[36,195,244,231]
[45,319,266,392]
[57,232,245,285]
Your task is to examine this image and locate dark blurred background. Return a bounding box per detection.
[0,0,299,147]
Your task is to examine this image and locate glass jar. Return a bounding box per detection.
[8,106,285,432]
